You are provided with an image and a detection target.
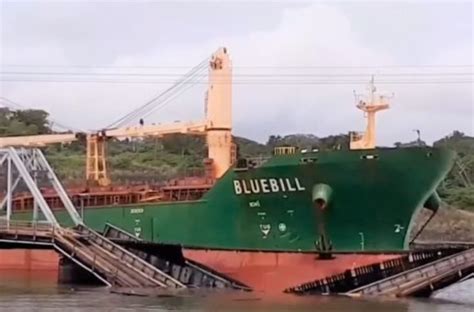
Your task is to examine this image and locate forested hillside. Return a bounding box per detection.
[434,131,474,211]
[1,108,472,211]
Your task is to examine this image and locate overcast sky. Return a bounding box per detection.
[0,0,472,145]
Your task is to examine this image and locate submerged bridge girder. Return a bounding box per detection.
[0,147,248,293]
[0,147,185,289]
[346,248,474,297]
[103,223,251,292]
[285,246,474,298]
[0,220,185,288]
[0,220,250,291]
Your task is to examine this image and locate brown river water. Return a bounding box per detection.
[0,270,473,312]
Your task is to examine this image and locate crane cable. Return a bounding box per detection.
[139,67,209,121]
[108,60,207,128]
[1,71,473,78]
[126,63,209,124]
[106,57,210,129]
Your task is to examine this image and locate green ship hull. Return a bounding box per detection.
[14,147,456,253]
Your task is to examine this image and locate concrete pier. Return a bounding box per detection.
[58,257,101,285]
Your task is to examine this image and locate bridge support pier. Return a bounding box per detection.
[58,257,103,285]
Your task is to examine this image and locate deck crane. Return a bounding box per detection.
[0,47,234,186]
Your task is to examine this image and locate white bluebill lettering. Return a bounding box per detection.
[260,179,270,193]
[285,178,296,191]
[295,178,306,191]
[269,178,279,192]
[279,178,286,192]
[234,180,242,195]
[242,180,251,194]
[233,178,305,195]
[250,179,260,193]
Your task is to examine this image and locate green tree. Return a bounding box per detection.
[0,108,51,136]
[12,109,51,134]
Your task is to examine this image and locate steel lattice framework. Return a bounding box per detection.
[0,148,83,226]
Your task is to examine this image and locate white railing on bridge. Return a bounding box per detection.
[0,219,56,235]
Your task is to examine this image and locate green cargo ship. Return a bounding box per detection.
[24,146,452,252]
[7,49,456,293]
[11,145,455,292]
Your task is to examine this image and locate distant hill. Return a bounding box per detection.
[433,130,474,157]
[234,136,270,157]
[266,133,350,151]
[432,131,474,211]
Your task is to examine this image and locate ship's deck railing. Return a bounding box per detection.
[273,146,297,155]
[0,219,56,236]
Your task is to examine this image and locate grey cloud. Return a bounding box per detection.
[0,1,472,146]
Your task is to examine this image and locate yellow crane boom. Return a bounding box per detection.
[0,133,78,147]
[105,121,208,138]
[86,121,209,186]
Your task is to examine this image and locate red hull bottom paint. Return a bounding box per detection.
[0,250,59,283]
[183,250,400,293]
[0,250,59,270]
